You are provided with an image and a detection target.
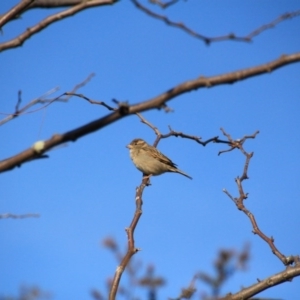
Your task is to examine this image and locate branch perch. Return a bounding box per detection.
[1,53,300,173]
[109,176,148,300]
[220,128,296,266]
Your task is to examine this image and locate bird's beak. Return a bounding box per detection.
[126,144,132,149]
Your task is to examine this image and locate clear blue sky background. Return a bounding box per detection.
[1,1,300,299]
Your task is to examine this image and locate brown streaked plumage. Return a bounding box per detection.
[126,138,192,179]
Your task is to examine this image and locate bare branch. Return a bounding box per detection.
[136,112,161,137]
[0,73,94,126]
[220,128,297,266]
[0,213,40,219]
[65,93,116,111]
[28,0,105,9]
[2,0,299,50]
[0,87,58,126]
[218,128,300,298]
[0,0,118,52]
[220,262,300,300]
[136,113,250,149]
[135,113,224,148]
[1,53,299,173]
[129,53,300,112]
[131,0,212,44]
[0,0,34,29]
[246,11,300,40]
[132,1,300,45]
[109,176,148,300]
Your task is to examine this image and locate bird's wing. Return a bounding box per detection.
[155,149,178,168]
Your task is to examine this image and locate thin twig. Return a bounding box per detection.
[136,113,229,148]
[136,112,161,138]
[65,93,116,111]
[246,11,300,40]
[132,0,300,45]
[0,73,94,126]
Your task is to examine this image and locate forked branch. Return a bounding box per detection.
[136,112,229,148]
[220,128,297,266]
[109,113,227,298]
[0,0,118,52]
[0,73,95,126]
[1,53,300,173]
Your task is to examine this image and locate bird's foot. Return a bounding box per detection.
[142,174,152,186]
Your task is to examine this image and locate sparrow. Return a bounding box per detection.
[127,138,192,179]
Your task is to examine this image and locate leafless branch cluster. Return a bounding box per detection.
[1,53,300,174]
[108,175,148,300]
[220,128,297,266]
[0,0,118,52]
[136,112,229,149]
[106,115,300,299]
[0,73,95,126]
[2,51,300,128]
[109,113,228,298]
[2,1,300,300]
[216,129,300,300]
[1,0,299,52]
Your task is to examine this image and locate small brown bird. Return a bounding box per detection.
[127,138,192,179]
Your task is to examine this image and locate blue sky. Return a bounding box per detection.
[1,1,300,299]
